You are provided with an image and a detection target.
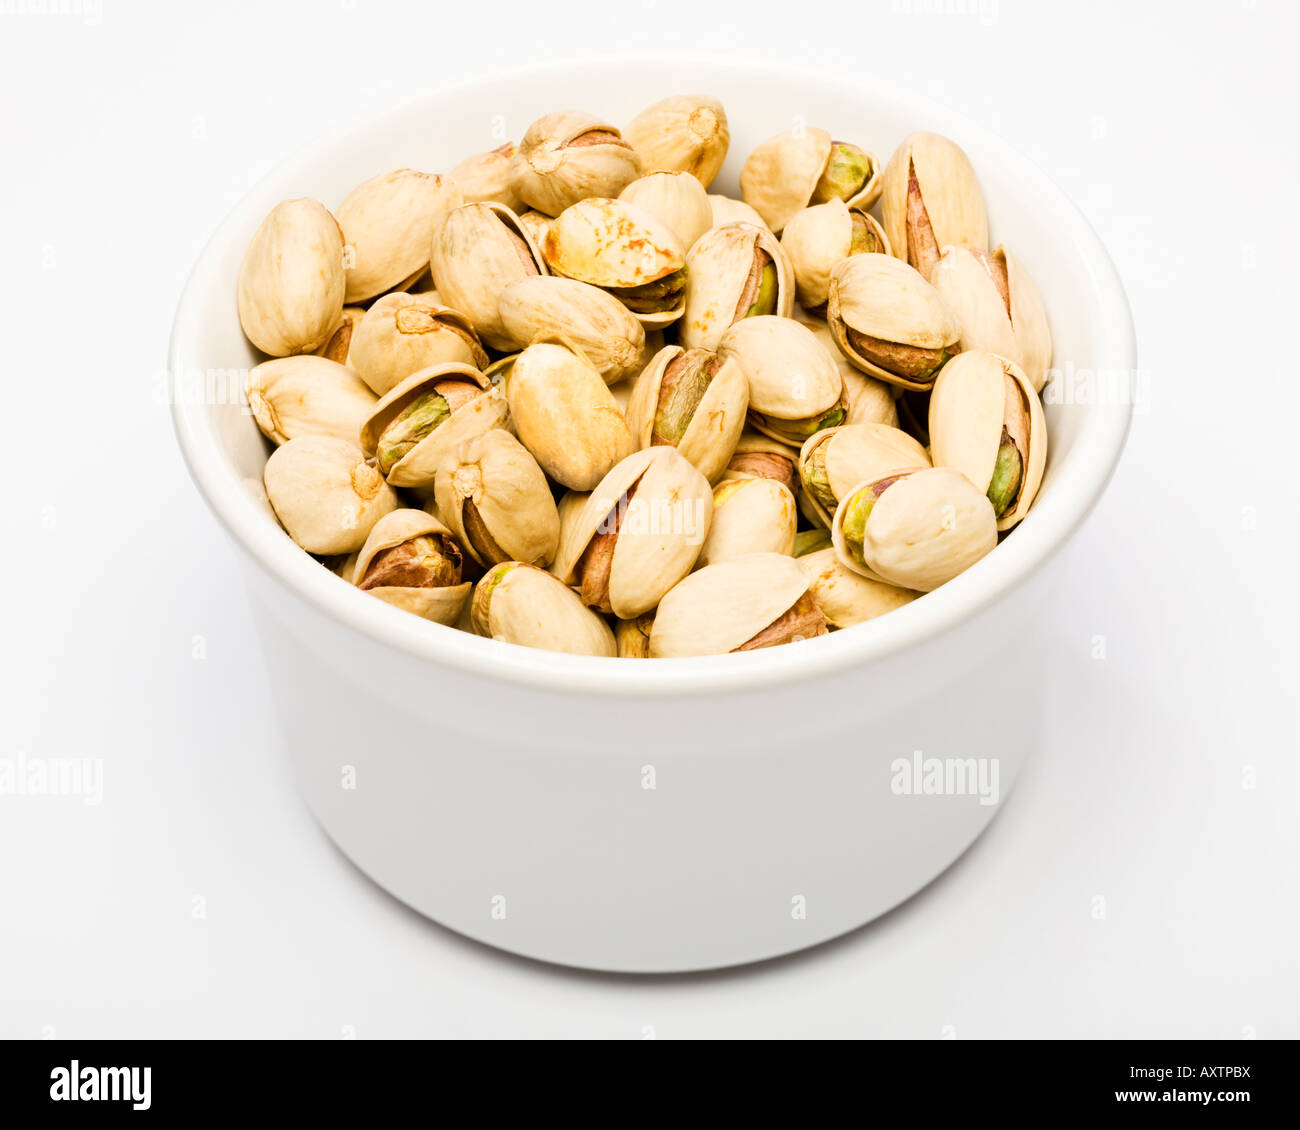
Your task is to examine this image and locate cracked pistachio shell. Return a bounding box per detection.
[880,131,989,281]
[237,198,345,357]
[507,343,634,490]
[797,546,917,629]
[349,292,489,396]
[681,222,795,350]
[930,244,1053,392]
[928,350,1046,531]
[832,467,997,592]
[698,477,797,567]
[722,431,802,495]
[798,422,931,527]
[516,209,553,248]
[619,171,712,254]
[623,95,729,187]
[450,143,524,211]
[351,508,471,625]
[797,314,899,428]
[649,553,824,657]
[555,489,591,553]
[624,345,749,484]
[434,429,560,568]
[780,200,891,312]
[498,275,645,383]
[508,111,642,216]
[429,203,546,352]
[471,563,616,656]
[708,194,770,231]
[313,306,365,365]
[360,362,505,489]
[740,128,882,233]
[246,355,377,447]
[827,253,960,391]
[718,316,845,443]
[264,436,398,555]
[615,612,656,659]
[553,447,712,620]
[336,170,463,304]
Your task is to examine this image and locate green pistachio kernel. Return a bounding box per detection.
[810,142,873,205]
[793,528,833,558]
[745,262,779,318]
[377,392,450,474]
[986,428,1023,517]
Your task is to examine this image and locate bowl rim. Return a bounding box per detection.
[170,50,1135,698]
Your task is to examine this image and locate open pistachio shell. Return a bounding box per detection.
[797,546,917,628]
[246,355,377,447]
[619,171,712,254]
[680,222,795,350]
[698,477,797,567]
[450,143,524,211]
[707,195,770,231]
[498,275,645,383]
[740,128,882,233]
[780,200,891,312]
[623,95,729,187]
[722,431,802,496]
[508,111,642,217]
[930,244,1053,392]
[797,314,899,428]
[471,562,617,656]
[515,209,553,249]
[831,467,997,592]
[506,342,635,490]
[352,508,470,625]
[434,429,560,567]
[615,613,656,659]
[336,170,462,304]
[798,422,931,528]
[360,362,505,489]
[624,345,749,484]
[649,553,826,657]
[928,350,1046,530]
[313,306,365,365]
[553,447,712,620]
[429,202,546,352]
[264,435,398,555]
[880,131,989,281]
[348,292,489,396]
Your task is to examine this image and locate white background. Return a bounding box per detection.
[2,0,1298,1038]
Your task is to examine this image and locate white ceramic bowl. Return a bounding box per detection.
[171,55,1134,973]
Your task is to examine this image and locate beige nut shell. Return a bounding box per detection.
[351,508,471,625]
[681,222,795,351]
[797,546,917,629]
[698,478,797,567]
[472,563,617,656]
[246,355,377,447]
[509,111,642,217]
[780,200,891,311]
[718,315,843,419]
[796,314,899,428]
[619,171,712,254]
[623,95,730,187]
[450,143,524,211]
[880,131,989,271]
[349,292,488,396]
[707,195,770,232]
[798,422,931,527]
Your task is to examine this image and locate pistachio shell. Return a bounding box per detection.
[450,143,524,211]
[698,477,797,567]
[740,127,833,233]
[471,563,617,656]
[237,198,345,357]
[313,306,365,365]
[707,195,770,231]
[797,546,917,628]
[680,222,795,350]
[497,275,645,383]
[509,111,642,216]
[264,436,398,555]
[507,342,635,490]
[615,613,656,658]
[516,209,553,248]
[722,431,802,494]
[336,170,462,303]
[797,314,899,427]
[619,171,712,254]
[434,429,560,567]
[351,508,470,625]
[649,553,819,657]
[798,422,931,527]
[429,203,546,352]
[780,200,890,311]
[246,355,377,447]
[349,292,489,396]
[623,95,729,187]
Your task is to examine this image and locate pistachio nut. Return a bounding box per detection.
[797,313,899,427]
[450,142,524,211]
[792,528,833,558]
[880,131,989,281]
[497,275,645,383]
[618,171,712,254]
[515,209,553,248]
[707,194,770,231]
[930,244,1053,392]
[739,128,881,233]
[434,429,561,567]
[506,342,635,490]
[780,200,891,314]
[429,202,546,351]
[623,95,729,187]
[717,315,846,444]
[336,169,462,304]
[698,477,797,567]
[826,253,960,391]
[624,345,749,483]
[313,306,364,365]
[237,198,345,357]
[649,553,827,657]
[832,467,997,592]
[352,508,471,625]
[722,431,802,496]
[680,222,795,350]
[470,562,617,656]
[555,488,591,555]
[553,448,712,619]
[246,355,377,447]
[928,350,1046,530]
[263,435,398,555]
[615,613,656,659]
[798,422,931,528]
[509,111,642,216]
[541,197,687,327]
[348,292,489,396]
[360,362,507,488]
[797,546,917,629]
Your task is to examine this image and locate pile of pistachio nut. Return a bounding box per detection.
[239,94,1051,659]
